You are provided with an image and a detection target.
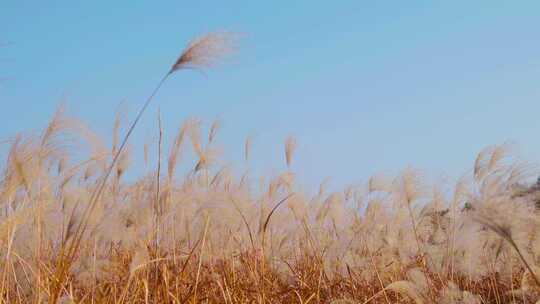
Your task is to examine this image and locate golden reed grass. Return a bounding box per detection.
[0,33,539,304]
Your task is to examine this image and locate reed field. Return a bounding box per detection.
[1,33,539,304]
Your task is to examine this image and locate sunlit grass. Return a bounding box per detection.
[1,108,539,303]
[1,32,539,304]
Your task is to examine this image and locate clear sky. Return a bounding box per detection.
[1,1,540,191]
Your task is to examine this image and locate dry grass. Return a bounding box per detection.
[1,112,540,303]
[1,33,540,304]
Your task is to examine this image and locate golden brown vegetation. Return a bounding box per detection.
[1,32,540,304]
[1,109,539,303]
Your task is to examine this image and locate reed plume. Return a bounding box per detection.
[171,32,239,72]
[285,136,297,169]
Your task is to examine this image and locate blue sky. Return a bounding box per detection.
[1,1,540,191]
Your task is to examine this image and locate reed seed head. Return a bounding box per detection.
[170,32,240,73]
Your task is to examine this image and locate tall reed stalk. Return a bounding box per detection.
[48,32,238,303]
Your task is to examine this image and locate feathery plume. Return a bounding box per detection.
[285,136,297,168]
[208,118,221,143]
[473,212,540,288]
[487,143,512,172]
[244,136,253,162]
[170,32,239,73]
[167,121,189,180]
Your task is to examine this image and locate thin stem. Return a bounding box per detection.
[507,238,540,288]
[155,108,163,249]
[50,71,172,303]
[80,72,171,238]
[153,108,163,301]
[193,215,210,302]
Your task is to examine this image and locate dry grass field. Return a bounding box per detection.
[1,33,539,303]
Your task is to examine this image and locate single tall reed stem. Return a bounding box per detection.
[49,32,237,303]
